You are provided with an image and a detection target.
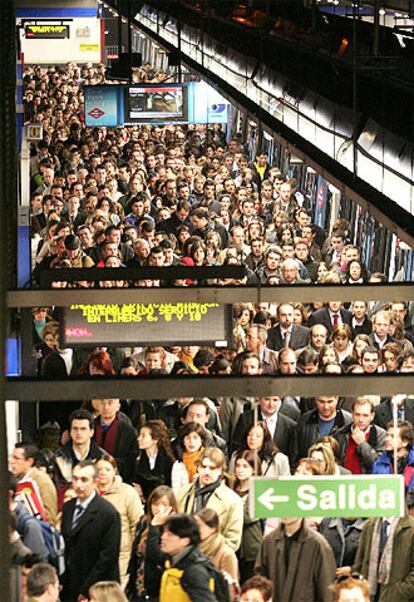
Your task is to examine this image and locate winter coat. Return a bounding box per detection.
[372,445,414,490]
[318,517,365,568]
[353,516,414,602]
[55,439,105,483]
[292,409,353,468]
[200,531,239,584]
[160,544,217,602]
[238,493,263,562]
[133,449,173,501]
[100,475,144,579]
[177,479,244,551]
[255,522,336,602]
[334,423,386,473]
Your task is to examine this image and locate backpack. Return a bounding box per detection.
[20,514,65,575]
[160,557,232,602]
[203,558,232,602]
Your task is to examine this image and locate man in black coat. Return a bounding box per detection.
[232,396,296,463]
[61,461,121,601]
[267,303,310,352]
[292,396,352,468]
[374,395,414,430]
[93,398,137,483]
[334,397,386,474]
[157,200,193,235]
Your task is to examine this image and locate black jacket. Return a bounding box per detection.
[133,450,173,501]
[61,493,121,600]
[334,423,386,473]
[292,408,353,468]
[351,317,372,337]
[374,397,414,430]
[126,520,166,600]
[161,544,217,602]
[318,518,365,568]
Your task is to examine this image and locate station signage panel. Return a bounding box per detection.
[250,475,405,519]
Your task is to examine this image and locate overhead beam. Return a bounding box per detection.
[6,374,414,399]
[7,282,414,307]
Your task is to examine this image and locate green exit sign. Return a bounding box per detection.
[250,475,405,519]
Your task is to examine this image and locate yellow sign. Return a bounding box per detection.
[27,124,43,141]
[80,44,100,52]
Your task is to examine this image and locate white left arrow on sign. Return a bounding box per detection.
[258,488,290,511]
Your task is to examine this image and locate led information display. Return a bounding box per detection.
[62,302,232,347]
[25,25,70,39]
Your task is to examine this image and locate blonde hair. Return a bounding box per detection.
[88,581,127,602]
[308,442,336,475]
[197,447,227,471]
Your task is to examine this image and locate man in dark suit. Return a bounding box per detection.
[61,461,121,601]
[232,396,296,464]
[267,303,310,352]
[374,395,414,431]
[369,310,401,350]
[307,302,352,335]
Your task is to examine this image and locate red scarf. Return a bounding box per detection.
[94,416,119,456]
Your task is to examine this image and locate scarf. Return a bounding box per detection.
[200,531,225,561]
[193,477,222,512]
[183,449,202,483]
[367,517,399,596]
[94,416,119,456]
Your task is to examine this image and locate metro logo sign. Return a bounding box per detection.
[250,475,405,519]
[88,107,105,119]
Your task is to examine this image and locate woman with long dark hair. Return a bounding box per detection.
[232,450,263,582]
[126,485,177,602]
[230,421,290,477]
[133,420,175,503]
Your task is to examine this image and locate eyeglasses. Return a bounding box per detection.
[335,572,364,584]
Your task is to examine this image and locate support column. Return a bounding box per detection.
[0,2,17,600]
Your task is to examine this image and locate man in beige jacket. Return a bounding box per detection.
[176,447,243,551]
[9,442,57,525]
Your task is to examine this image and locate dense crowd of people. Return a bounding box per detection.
[12,61,414,602]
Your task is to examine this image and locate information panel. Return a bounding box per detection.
[62,302,231,347]
[125,85,189,123]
